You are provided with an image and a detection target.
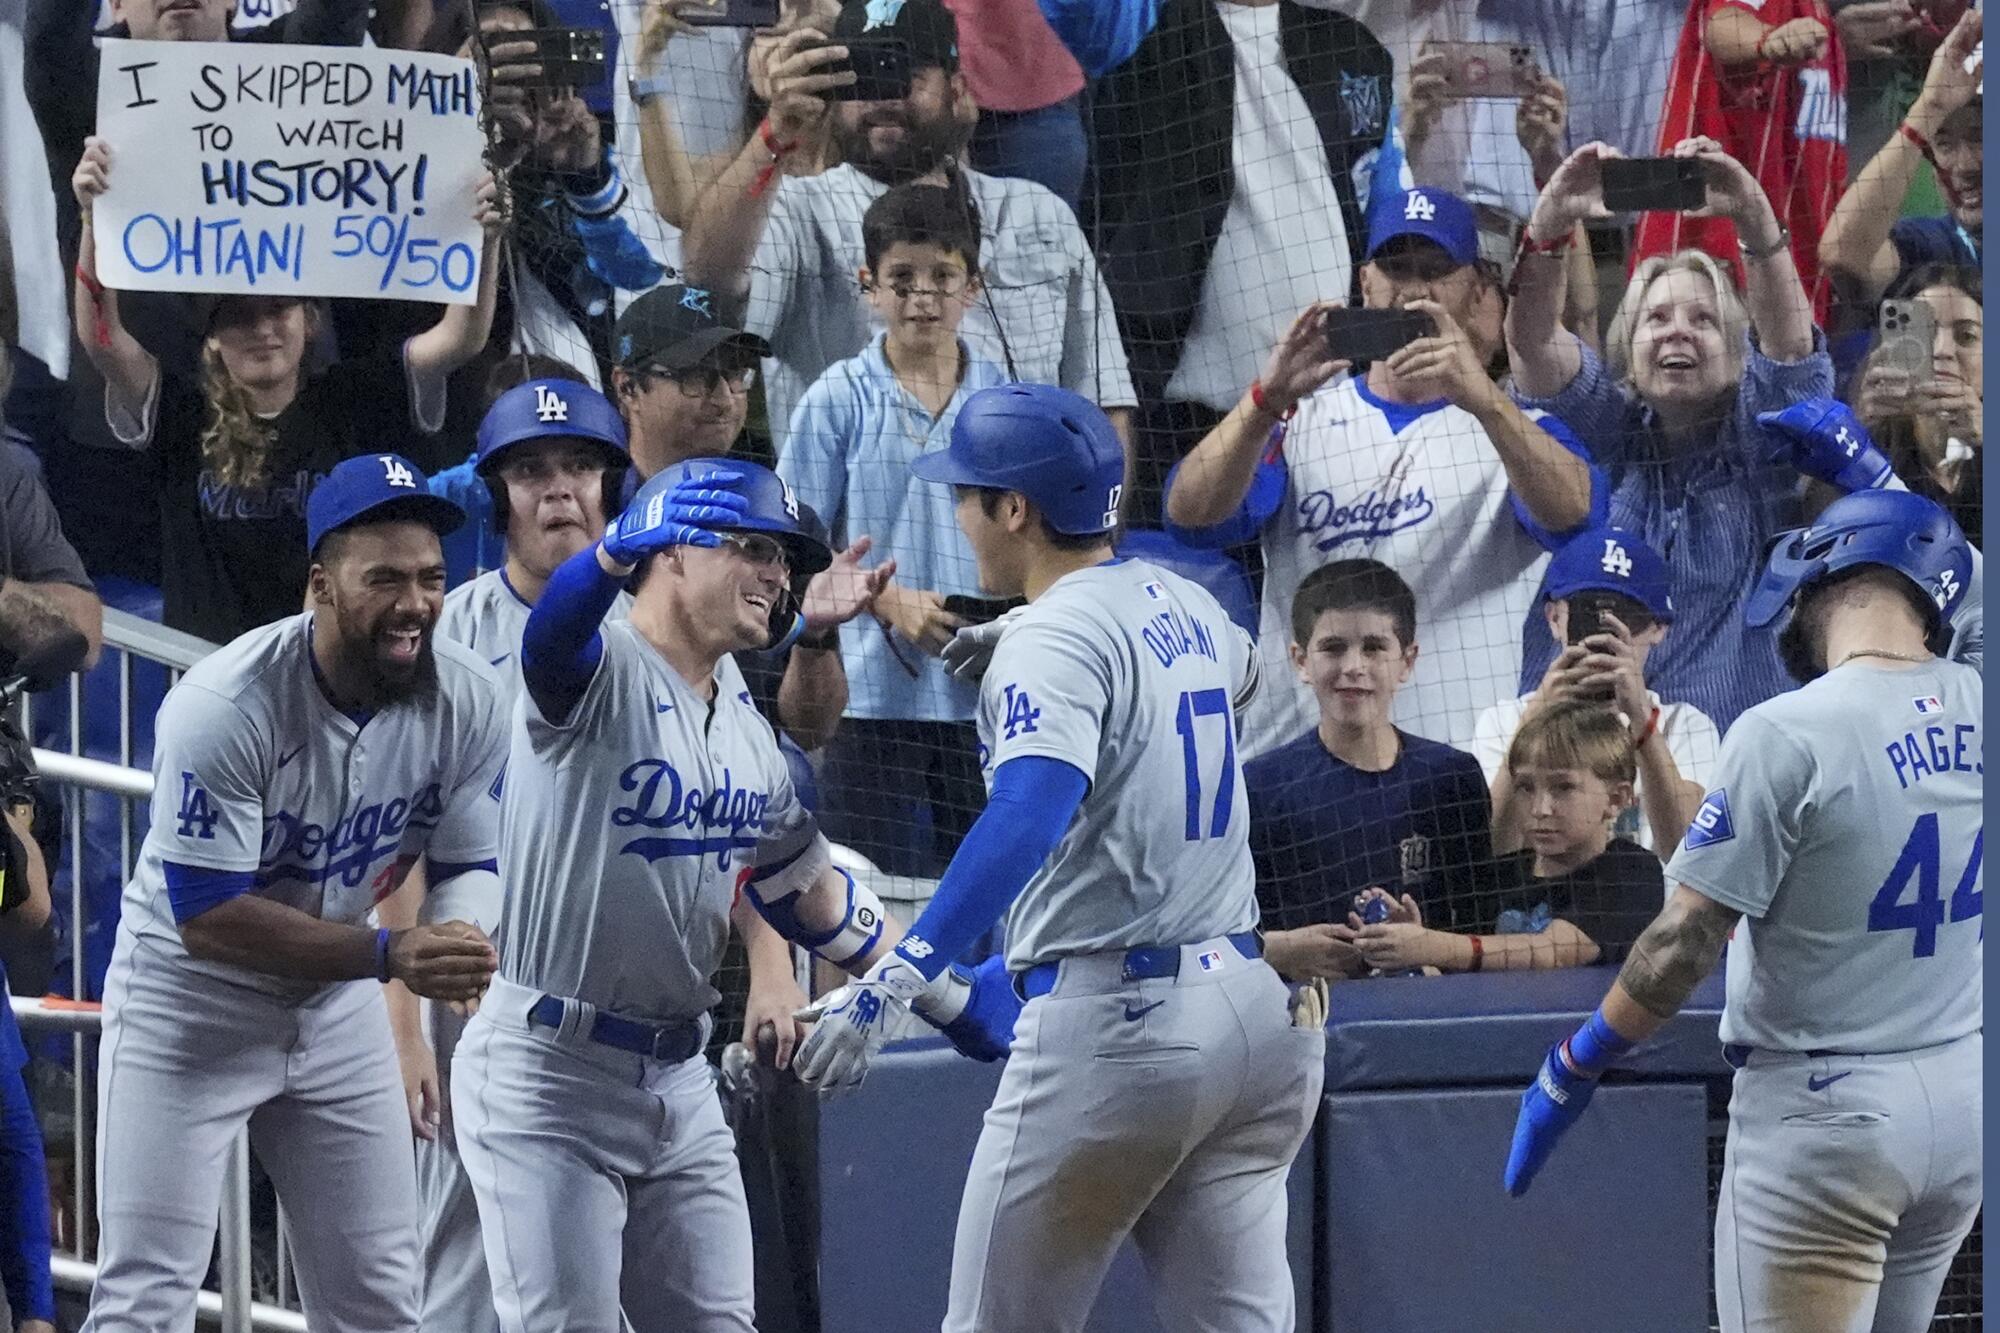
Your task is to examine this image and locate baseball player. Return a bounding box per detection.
[449,459,1014,1333]
[793,385,1327,1333]
[82,454,508,1332]
[1504,488,1981,1333]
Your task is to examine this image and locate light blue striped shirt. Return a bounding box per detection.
[778,335,1009,722]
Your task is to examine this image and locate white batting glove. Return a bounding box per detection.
[940,607,1027,682]
[792,951,934,1095]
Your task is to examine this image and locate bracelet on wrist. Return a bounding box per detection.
[1738,223,1790,261]
[1635,705,1662,748]
[748,118,801,200]
[374,927,393,983]
[1899,120,1940,168]
[1248,378,1297,422]
[1466,934,1485,973]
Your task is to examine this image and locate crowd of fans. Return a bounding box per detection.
[0,0,1985,1314]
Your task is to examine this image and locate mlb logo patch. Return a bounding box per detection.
[1197,949,1224,973]
[1914,696,1944,715]
[1143,581,1166,601]
[1684,789,1735,849]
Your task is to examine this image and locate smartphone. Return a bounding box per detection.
[942,594,1025,625]
[1876,299,1938,385]
[494,28,607,88]
[1600,157,1707,213]
[1429,41,1541,100]
[1566,590,1625,646]
[1323,307,1435,364]
[818,35,914,103]
[680,0,781,27]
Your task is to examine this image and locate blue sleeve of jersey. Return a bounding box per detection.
[0,1038,53,1324]
[162,862,258,924]
[896,756,1090,981]
[427,856,499,881]
[1161,441,1289,551]
[520,543,622,721]
[1037,0,1161,76]
[1507,411,1609,552]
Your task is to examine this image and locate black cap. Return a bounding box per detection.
[612,284,770,372]
[832,0,958,72]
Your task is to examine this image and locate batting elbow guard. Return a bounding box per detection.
[912,955,1019,1063]
[1758,399,1895,494]
[747,862,887,969]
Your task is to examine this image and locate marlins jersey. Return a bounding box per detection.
[124,614,508,997]
[496,621,806,1024]
[1242,373,1597,758]
[1668,661,1983,1054]
[437,568,634,692]
[981,560,1261,970]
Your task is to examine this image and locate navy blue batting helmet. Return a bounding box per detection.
[1745,489,1972,635]
[909,384,1124,536]
[641,458,833,576]
[475,378,629,475]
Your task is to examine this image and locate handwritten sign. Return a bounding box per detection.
[93,40,486,304]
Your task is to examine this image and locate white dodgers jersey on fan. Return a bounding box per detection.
[1242,374,1573,757]
[437,568,634,695]
[1667,660,1983,1054]
[981,560,1262,969]
[123,614,508,996]
[495,621,807,1024]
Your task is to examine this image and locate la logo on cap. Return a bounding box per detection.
[1405,191,1436,222]
[535,385,569,424]
[1599,538,1633,578]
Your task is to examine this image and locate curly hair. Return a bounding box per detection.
[1603,249,1751,387]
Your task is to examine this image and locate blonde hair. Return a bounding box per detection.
[198,301,316,489]
[1603,249,1751,386]
[1507,701,1637,789]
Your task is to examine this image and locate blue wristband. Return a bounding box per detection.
[375,928,393,983]
[1562,1008,1636,1077]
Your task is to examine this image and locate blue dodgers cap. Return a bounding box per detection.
[1546,528,1675,621]
[1367,187,1480,268]
[307,454,465,556]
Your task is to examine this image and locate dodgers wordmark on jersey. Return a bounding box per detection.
[979,560,1261,969]
[496,620,807,1026]
[1666,660,1983,1055]
[127,613,508,998]
[1242,374,1582,758]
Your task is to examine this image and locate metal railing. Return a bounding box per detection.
[13,610,302,1331]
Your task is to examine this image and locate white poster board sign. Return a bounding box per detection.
[93,39,486,304]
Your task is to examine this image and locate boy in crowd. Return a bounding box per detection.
[1473,528,1717,857]
[1246,559,1493,983]
[779,184,1009,877]
[1354,702,1665,975]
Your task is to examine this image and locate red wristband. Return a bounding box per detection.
[74,264,111,350]
[759,118,799,160]
[1467,934,1485,973]
[1517,226,1574,258]
[748,118,801,200]
[1635,705,1662,748]
[1249,379,1297,422]
[1899,121,1939,168]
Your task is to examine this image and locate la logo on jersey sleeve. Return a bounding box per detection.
[1684,789,1735,849]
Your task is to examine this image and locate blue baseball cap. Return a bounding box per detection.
[307,454,466,556]
[1546,527,1674,622]
[1367,187,1480,269]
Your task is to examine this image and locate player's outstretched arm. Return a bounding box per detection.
[177,892,498,999]
[1503,886,1737,1196]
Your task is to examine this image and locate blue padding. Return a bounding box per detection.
[426,856,497,882]
[162,862,257,924]
[1018,932,1260,999]
[1322,967,1729,1090]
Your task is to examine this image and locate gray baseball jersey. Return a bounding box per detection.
[1666,659,1983,1054]
[496,620,803,1023]
[980,559,1260,969]
[437,568,635,688]
[124,613,508,997]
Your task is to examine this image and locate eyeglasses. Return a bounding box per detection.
[662,366,757,399]
[718,531,790,573]
[873,271,972,300]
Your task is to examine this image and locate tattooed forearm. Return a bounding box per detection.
[1616,890,1738,1020]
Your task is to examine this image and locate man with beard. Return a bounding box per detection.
[682,0,1137,460]
[80,453,507,1333]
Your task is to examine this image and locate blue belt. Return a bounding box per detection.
[528,995,703,1062]
[1019,932,1261,1000]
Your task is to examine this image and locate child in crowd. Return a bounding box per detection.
[778,183,1010,876]
[1246,559,1493,983]
[1354,701,1665,974]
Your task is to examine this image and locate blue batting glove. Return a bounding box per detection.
[1758,398,1894,494]
[917,955,1020,1063]
[1504,1042,1601,1196]
[601,467,749,567]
